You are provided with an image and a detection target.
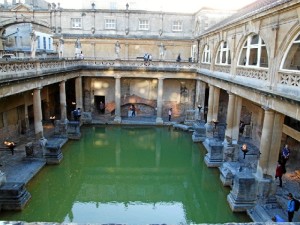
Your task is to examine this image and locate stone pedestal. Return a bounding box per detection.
[81,112,92,124]
[227,171,257,212]
[114,116,122,124]
[156,117,163,124]
[43,138,68,164]
[219,162,240,186]
[203,138,224,167]
[67,121,81,140]
[0,182,31,210]
[25,142,34,157]
[192,121,206,142]
[223,141,239,162]
[54,119,68,138]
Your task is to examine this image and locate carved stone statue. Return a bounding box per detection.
[75,38,81,58]
[30,30,38,58]
[115,41,121,59]
[159,42,166,60]
[59,36,64,58]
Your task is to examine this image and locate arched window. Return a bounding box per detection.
[281,33,300,70]
[202,44,211,63]
[238,34,268,68]
[215,41,231,65]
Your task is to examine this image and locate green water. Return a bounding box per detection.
[1,126,250,224]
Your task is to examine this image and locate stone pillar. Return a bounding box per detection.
[206,84,214,129]
[59,80,67,121]
[75,76,83,109]
[222,92,239,163]
[212,87,220,121]
[256,107,275,178]
[156,78,164,124]
[227,171,257,212]
[232,96,242,142]
[33,87,44,138]
[195,80,206,120]
[114,76,122,123]
[224,92,236,140]
[268,112,284,176]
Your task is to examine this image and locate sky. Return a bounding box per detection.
[56,0,257,12]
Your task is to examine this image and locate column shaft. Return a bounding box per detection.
[75,76,83,109]
[212,87,220,121]
[156,78,164,124]
[114,76,121,123]
[60,81,67,120]
[257,108,275,178]
[225,92,236,139]
[206,85,214,123]
[33,88,43,138]
[232,96,242,142]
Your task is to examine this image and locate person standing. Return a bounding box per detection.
[131,104,136,117]
[281,144,290,165]
[176,54,181,62]
[168,108,172,121]
[275,161,283,187]
[287,193,296,222]
[76,108,81,121]
[99,101,105,114]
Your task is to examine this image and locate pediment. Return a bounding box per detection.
[11,3,32,12]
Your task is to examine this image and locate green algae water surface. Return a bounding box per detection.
[1,126,250,224]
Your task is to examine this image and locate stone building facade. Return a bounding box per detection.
[0,0,299,221]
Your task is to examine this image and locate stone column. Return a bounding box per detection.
[195,80,206,120]
[156,78,164,124]
[268,112,284,176]
[256,107,275,178]
[59,80,67,121]
[75,76,83,109]
[224,92,236,140]
[212,87,220,121]
[114,76,122,123]
[33,87,44,138]
[232,96,242,142]
[222,92,239,163]
[206,84,214,125]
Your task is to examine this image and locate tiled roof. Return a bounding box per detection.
[201,0,293,35]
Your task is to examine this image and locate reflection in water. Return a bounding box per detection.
[0,126,250,224]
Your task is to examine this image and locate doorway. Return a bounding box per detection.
[94,95,105,113]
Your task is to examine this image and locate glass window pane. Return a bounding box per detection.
[249,48,258,65]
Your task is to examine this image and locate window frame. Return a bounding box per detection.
[71,18,82,29]
[139,19,149,31]
[238,34,268,68]
[105,18,116,30]
[172,21,183,32]
[202,44,211,64]
[215,41,231,65]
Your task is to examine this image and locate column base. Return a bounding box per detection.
[156,117,163,124]
[114,116,122,124]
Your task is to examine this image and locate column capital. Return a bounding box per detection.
[35,86,43,90]
[114,75,121,79]
[157,77,165,80]
[261,105,272,111]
